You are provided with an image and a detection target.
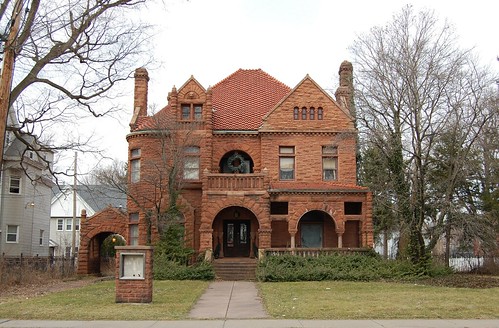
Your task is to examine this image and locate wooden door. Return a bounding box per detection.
[224,220,250,257]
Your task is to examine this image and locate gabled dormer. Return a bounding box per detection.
[175,76,211,129]
[260,74,355,133]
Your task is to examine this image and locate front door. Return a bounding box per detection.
[224,220,250,257]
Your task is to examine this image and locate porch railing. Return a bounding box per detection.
[206,173,267,191]
[264,247,371,257]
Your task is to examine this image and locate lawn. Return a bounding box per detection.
[0,279,498,320]
[0,280,209,320]
[258,281,499,319]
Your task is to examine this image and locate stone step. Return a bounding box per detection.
[213,258,258,281]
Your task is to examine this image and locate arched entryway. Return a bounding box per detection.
[212,206,259,258]
[297,210,338,248]
[77,207,127,275]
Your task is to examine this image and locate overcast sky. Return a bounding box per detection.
[72,0,499,178]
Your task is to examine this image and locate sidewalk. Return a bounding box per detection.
[1,319,499,327]
[188,281,268,319]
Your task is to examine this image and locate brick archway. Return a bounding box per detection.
[77,207,128,275]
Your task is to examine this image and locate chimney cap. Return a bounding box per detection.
[134,67,149,81]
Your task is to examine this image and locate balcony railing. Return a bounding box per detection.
[205,173,268,191]
[264,248,371,257]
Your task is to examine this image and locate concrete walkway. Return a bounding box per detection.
[1,319,499,327]
[188,281,268,319]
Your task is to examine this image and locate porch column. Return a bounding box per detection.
[289,228,297,249]
[338,233,343,248]
[250,231,255,258]
[219,232,224,258]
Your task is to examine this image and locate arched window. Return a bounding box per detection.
[317,107,323,120]
[293,107,299,120]
[301,107,307,120]
[309,107,315,120]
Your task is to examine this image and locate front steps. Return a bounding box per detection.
[213,257,258,281]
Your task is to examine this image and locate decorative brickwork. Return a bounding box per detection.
[77,207,128,275]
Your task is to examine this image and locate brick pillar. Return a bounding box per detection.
[76,209,88,274]
[115,246,153,303]
[199,228,213,252]
[258,228,272,249]
[364,192,374,248]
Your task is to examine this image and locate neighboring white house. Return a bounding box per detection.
[50,185,126,257]
[0,130,54,258]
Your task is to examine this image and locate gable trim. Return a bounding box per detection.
[260,74,354,128]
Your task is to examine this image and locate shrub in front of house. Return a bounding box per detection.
[256,253,452,282]
[152,224,215,281]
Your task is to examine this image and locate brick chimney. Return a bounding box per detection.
[130,67,149,130]
[335,61,355,120]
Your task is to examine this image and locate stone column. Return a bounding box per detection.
[289,228,297,249]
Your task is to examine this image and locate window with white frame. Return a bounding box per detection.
[57,219,64,231]
[130,148,141,183]
[183,146,200,180]
[9,176,21,194]
[322,146,338,181]
[129,224,139,246]
[6,225,19,243]
[65,218,80,231]
[279,146,295,180]
[66,218,72,231]
[39,230,44,246]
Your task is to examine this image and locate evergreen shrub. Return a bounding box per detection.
[153,223,215,280]
[256,252,452,282]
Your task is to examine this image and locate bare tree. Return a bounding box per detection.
[93,110,202,241]
[0,0,152,180]
[352,5,497,265]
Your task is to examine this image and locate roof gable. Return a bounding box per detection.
[260,75,355,132]
[211,69,291,130]
[177,76,207,103]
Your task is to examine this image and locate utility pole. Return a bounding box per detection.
[0,0,23,167]
[71,152,77,266]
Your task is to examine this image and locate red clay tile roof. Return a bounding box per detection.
[211,69,291,130]
[131,69,291,132]
[133,105,173,131]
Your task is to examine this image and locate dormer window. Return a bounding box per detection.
[181,104,203,121]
